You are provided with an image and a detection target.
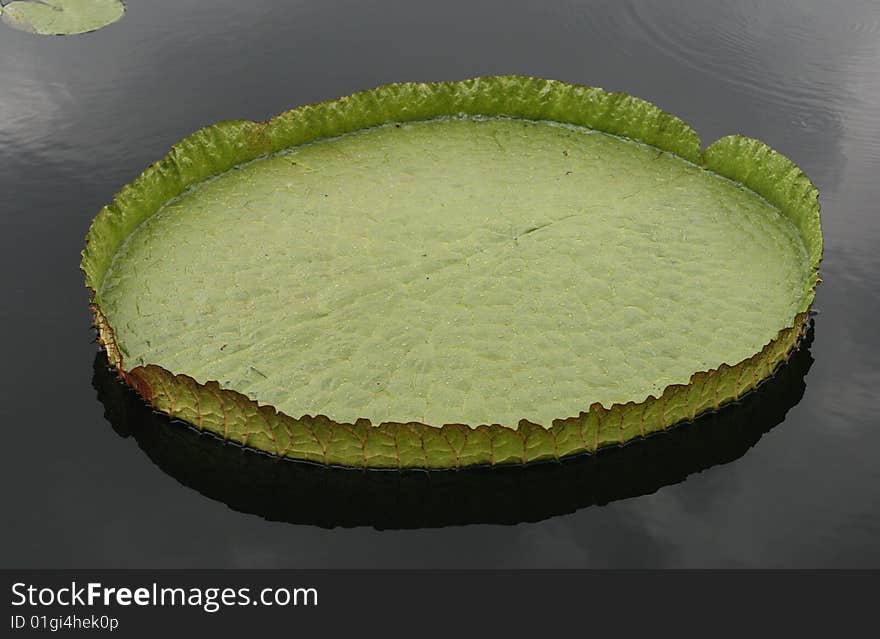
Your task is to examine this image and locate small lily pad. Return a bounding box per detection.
[1,0,124,35]
[82,76,822,469]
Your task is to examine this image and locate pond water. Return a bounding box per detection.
[2,0,878,567]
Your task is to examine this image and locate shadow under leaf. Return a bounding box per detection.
[92,321,814,529]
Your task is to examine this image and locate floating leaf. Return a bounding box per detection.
[2,0,124,35]
[82,76,822,469]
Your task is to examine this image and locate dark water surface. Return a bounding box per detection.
[2,0,878,567]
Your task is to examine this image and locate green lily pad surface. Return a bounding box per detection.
[83,77,822,468]
[1,0,124,35]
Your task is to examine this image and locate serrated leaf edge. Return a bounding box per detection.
[81,75,821,469]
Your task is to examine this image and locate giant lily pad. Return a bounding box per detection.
[82,76,822,469]
[1,0,124,35]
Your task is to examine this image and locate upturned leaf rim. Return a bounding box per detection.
[82,75,822,468]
